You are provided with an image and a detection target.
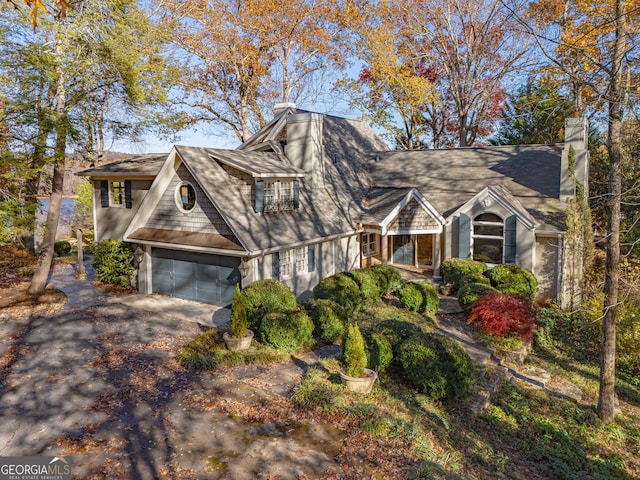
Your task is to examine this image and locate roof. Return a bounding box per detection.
[128,227,244,251]
[76,154,166,177]
[370,144,567,229]
[207,148,305,178]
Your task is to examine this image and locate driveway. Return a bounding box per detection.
[0,263,345,479]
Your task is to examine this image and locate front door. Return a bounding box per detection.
[392,235,414,265]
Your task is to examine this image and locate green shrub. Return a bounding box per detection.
[301,298,344,344]
[411,281,440,315]
[367,332,393,373]
[397,282,424,312]
[91,240,135,286]
[487,264,538,299]
[229,285,249,338]
[458,273,491,289]
[54,240,72,256]
[259,309,314,353]
[397,333,473,401]
[371,319,425,349]
[313,273,362,318]
[441,258,487,291]
[457,282,498,309]
[176,328,219,370]
[346,269,382,301]
[241,279,298,330]
[369,264,402,295]
[343,322,367,377]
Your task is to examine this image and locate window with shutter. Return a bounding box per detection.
[472,213,504,264]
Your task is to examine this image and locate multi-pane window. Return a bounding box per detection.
[262,181,295,212]
[264,182,277,212]
[362,232,378,257]
[280,250,292,278]
[473,213,504,264]
[295,247,307,273]
[111,181,126,206]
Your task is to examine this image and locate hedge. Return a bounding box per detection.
[313,273,362,318]
[397,333,473,401]
[241,280,298,330]
[301,298,345,344]
[441,258,487,291]
[368,264,402,295]
[487,264,538,299]
[346,269,382,302]
[258,309,314,353]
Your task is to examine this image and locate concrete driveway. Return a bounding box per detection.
[0,263,345,479]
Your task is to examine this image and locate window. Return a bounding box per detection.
[280,250,292,278]
[362,232,378,257]
[473,213,504,264]
[264,182,277,212]
[295,247,307,273]
[258,180,297,213]
[111,181,126,206]
[176,183,197,211]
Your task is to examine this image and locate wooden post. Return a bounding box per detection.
[76,229,86,279]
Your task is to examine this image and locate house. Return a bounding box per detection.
[78,104,588,308]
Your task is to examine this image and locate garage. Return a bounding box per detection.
[151,248,241,306]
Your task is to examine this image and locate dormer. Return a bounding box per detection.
[207,150,306,214]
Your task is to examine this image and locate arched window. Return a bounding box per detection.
[473,213,504,264]
[176,182,197,212]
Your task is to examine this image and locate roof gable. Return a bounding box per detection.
[209,149,305,178]
[450,185,539,230]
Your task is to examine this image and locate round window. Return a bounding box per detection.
[177,183,196,211]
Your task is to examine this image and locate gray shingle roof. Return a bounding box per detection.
[207,148,305,178]
[371,144,567,229]
[76,154,166,177]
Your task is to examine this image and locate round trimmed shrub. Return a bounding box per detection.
[313,273,362,318]
[397,282,423,312]
[259,309,314,353]
[487,264,538,299]
[441,258,487,291]
[91,240,135,286]
[371,319,425,352]
[458,273,491,289]
[346,269,382,301]
[369,264,402,295]
[301,298,344,344]
[54,240,72,256]
[411,281,440,315]
[397,333,473,401]
[457,282,498,309]
[367,332,393,373]
[241,279,298,330]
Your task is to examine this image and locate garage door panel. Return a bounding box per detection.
[196,263,219,281]
[151,248,240,306]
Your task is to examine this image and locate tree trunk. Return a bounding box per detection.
[28,23,68,295]
[597,0,626,423]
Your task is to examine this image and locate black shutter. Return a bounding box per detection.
[308,244,315,272]
[255,181,264,213]
[100,181,109,208]
[504,215,517,263]
[458,213,471,258]
[125,180,132,209]
[293,180,300,209]
[272,253,280,280]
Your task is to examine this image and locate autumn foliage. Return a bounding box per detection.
[467,291,534,340]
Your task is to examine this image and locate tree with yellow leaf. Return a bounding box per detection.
[163,0,348,142]
[344,3,438,149]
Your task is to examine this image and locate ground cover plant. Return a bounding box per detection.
[176,328,289,370]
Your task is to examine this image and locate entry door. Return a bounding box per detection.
[392,235,414,265]
[152,249,240,306]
